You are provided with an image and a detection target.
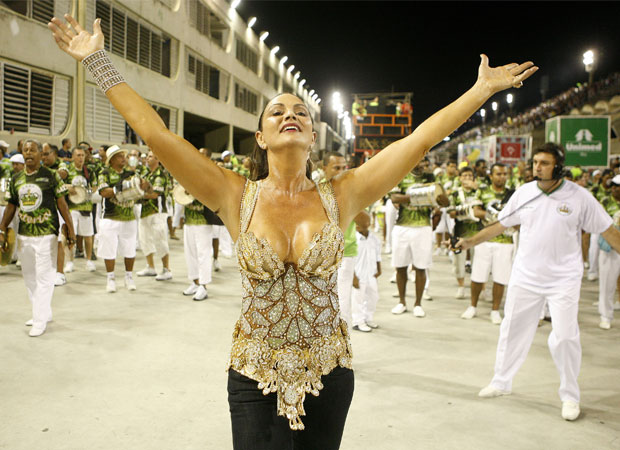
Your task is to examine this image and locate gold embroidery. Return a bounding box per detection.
[228,179,352,430]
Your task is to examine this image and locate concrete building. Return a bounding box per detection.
[0,0,345,156]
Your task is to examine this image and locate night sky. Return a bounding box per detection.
[237,1,620,131]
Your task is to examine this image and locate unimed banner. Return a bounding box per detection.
[545,116,610,166]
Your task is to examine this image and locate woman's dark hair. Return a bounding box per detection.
[250,93,315,181]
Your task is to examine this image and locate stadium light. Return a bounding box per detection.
[309,89,315,96]
[280,56,288,65]
[492,101,498,111]
[247,17,256,28]
[506,93,513,104]
[230,0,241,9]
[270,46,280,55]
[299,79,306,87]
[294,71,300,80]
[287,65,295,74]
[316,98,321,104]
[480,108,486,118]
[583,49,595,85]
[259,31,269,42]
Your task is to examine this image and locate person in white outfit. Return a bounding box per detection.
[351,211,382,332]
[0,140,76,337]
[597,175,620,330]
[457,143,620,422]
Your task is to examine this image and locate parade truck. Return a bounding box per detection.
[352,92,413,165]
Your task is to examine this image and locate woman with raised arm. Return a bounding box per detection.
[49,15,537,450]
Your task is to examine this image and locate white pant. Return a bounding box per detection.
[17,234,58,329]
[97,219,138,260]
[337,256,356,327]
[598,250,620,321]
[173,203,185,228]
[384,199,397,251]
[70,210,94,237]
[490,282,582,403]
[391,225,433,269]
[588,233,599,277]
[471,241,513,285]
[139,213,169,257]
[217,225,234,258]
[352,277,379,326]
[184,224,213,285]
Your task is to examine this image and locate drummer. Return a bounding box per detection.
[390,158,449,317]
[63,147,96,272]
[97,145,150,293]
[136,150,172,281]
[461,163,514,324]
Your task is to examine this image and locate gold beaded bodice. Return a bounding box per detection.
[228,179,353,430]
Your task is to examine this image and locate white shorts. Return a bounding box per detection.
[70,210,94,237]
[97,218,138,260]
[471,241,513,285]
[212,225,225,239]
[391,225,433,269]
[139,213,169,257]
[58,212,65,242]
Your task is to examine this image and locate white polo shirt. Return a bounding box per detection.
[499,180,612,289]
[353,231,382,281]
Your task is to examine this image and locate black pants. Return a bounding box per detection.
[227,367,354,450]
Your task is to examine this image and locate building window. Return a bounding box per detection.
[0,61,69,135]
[235,37,258,74]
[188,0,229,49]
[95,0,172,78]
[2,0,56,24]
[186,51,230,101]
[234,82,258,115]
[264,65,278,91]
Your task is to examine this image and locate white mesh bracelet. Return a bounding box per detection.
[82,50,125,93]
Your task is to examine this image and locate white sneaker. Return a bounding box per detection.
[422,289,432,301]
[366,321,379,329]
[25,319,51,326]
[389,272,397,283]
[213,259,221,272]
[599,319,611,330]
[183,283,199,296]
[391,303,407,315]
[490,310,502,325]
[561,401,580,421]
[478,384,511,398]
[587,273,598,281]
[64,261,74,273]
[137,267,157,277]
[352,323,372,332]
[125,275,137,291]
[434,247,442,256]
[193,285,208,301]
[461,306,477,319]
[413,305,426,318]
[106,278,117,293]
[455,287,465,299]
[86,260,96,272]
[583,261,590,270]
[29,326,46,337]
[54,272,66,286]
[155,269,172,281]
[614,301,620,311]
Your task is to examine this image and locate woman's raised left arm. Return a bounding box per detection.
[335,55,537,224]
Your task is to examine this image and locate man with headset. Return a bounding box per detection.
[457,143,620,421]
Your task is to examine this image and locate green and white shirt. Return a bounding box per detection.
[140,166,168,218]
[450,187,482,238]
[395,173,435,228]
[476,185,513,244]
[64,162,93,212]
[184,199,208,225]
[601,195,620,228]
[98,167,137,221]
[7,166,67,236]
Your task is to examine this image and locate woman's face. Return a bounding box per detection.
[256,94,316,152]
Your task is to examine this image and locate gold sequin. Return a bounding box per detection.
[228,179,352,431]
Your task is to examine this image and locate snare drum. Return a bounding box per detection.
[68,185,92,205]
[115,176,145,202]
[405,183,446,207]
[172,184,194,206]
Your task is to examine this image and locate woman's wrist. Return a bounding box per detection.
[82,50,125,93]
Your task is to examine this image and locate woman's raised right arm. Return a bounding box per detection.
[48,15,245,226]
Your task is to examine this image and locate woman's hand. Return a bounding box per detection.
[476,54,538,96]
[48,15,104,61]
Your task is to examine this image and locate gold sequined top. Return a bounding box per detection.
[228,179,353,430]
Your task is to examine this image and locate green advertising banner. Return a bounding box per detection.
[545,116,609,167]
